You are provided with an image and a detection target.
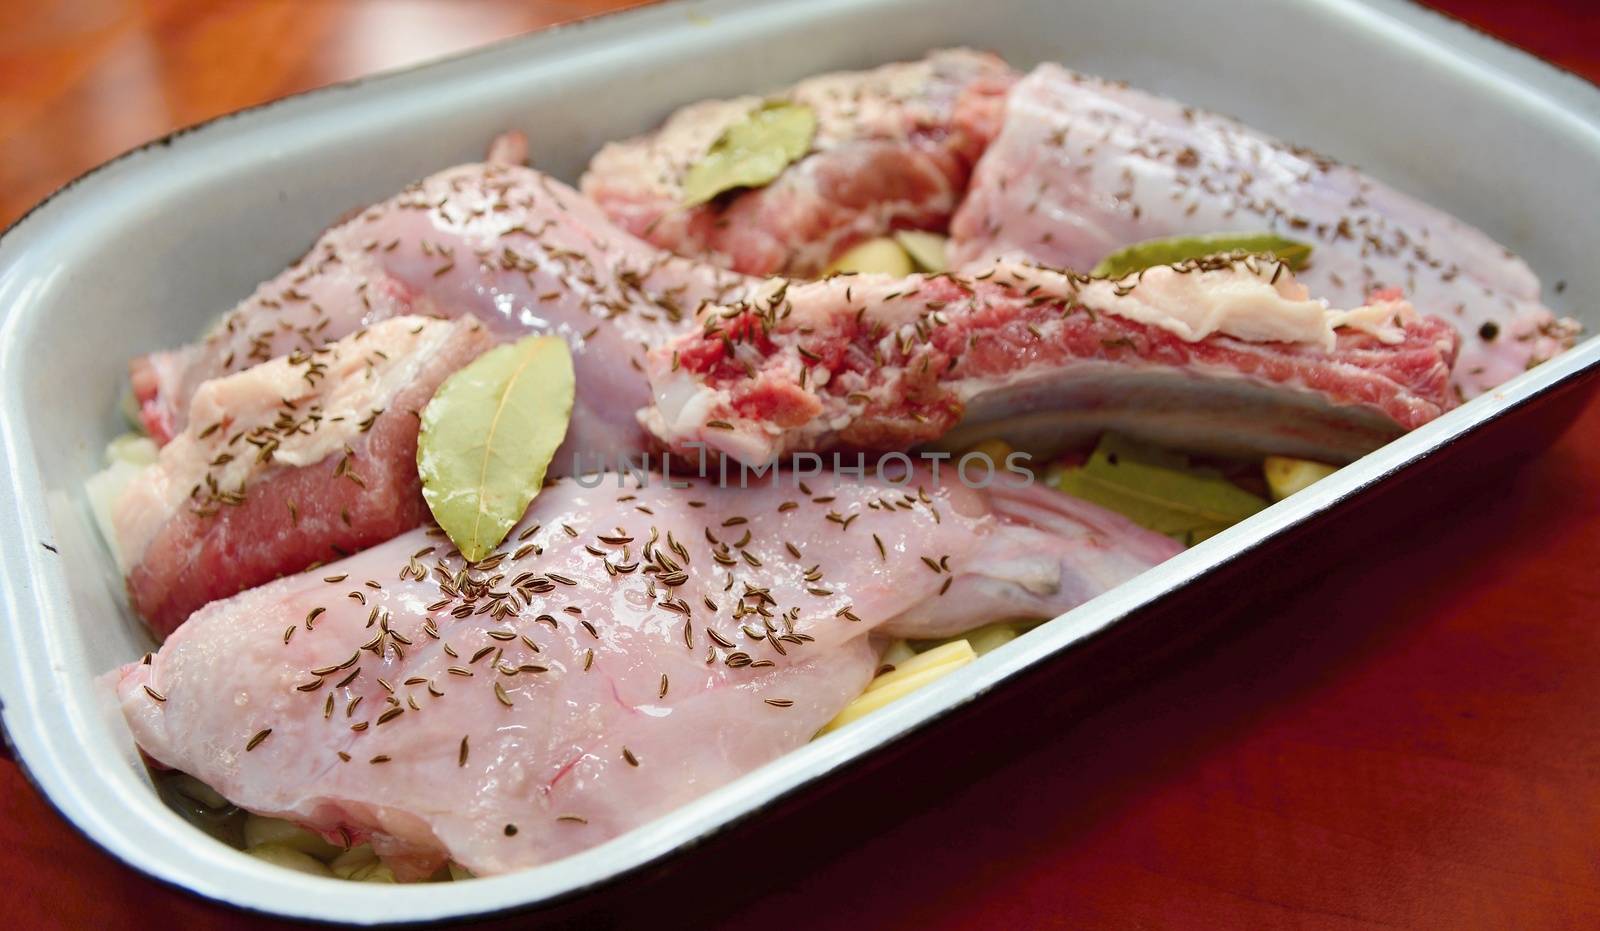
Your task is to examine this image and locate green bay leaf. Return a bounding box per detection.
[681,101,817,207]
[417,335,574,562]
[1091,232,1313,279]
[1051,434,1267,539]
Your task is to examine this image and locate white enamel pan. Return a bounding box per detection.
[1,0,1597,923]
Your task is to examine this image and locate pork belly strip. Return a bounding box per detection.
[110,471,1179,878]
[114,316,494,637]
[948,64,1579,398]
[642,259,1460,466]
[131,159,751,461]
[581,48,1016,277]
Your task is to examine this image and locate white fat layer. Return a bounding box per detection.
[752,259,1405,354]
[1002,260,1408,352]
[651,258,1406,462]
[112,316,457,568]
[646,371,785,464]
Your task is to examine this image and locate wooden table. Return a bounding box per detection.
[4,2,1599,928]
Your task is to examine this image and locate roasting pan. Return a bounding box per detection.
[2,0,1598,923]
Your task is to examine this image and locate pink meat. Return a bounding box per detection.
[110,470,1179,878]
[642,258,1460,467]
[581,48,1016,276]
[116,316,494,636]
[948,64,1580,398]
[131,160,751,460]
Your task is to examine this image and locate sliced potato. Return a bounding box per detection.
[864,639,975,693]
[821,641,976,734]
[107,433,159,466]
[246,844,334,877]
[894,230,949,273]
[168,773,229,810]
[824,237,913,277]
[348,862,397,883]
[1263,456,1339,501]
[911,621,1024,656]
[86,433,160,566]
[328,844,399,881]
[243,814,341,860]
[880,639,917,669]
[965,623,1019,656]
[85,461,139,565]
[330,844,380,879]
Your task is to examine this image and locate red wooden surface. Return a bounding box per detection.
[4,2,1600,928]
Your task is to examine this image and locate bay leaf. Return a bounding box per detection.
[681,101,817,207]
[417,335,574,562]
[1051,434,1267,539]
[1091,232,1312,279]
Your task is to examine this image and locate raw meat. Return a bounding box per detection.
[111,470,1179,877]
[948,65,1579,397]
[582,49,1016,276]
[132,158,751,463]
[642,258,1459,466]
[116,316,494,636]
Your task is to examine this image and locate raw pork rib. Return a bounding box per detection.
[581,49,1016,276]
[111,471,1179,877]
[115,316,494,636]
[643,258,1460,466]
[948,65,1579,397]
[132,158,751,461]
